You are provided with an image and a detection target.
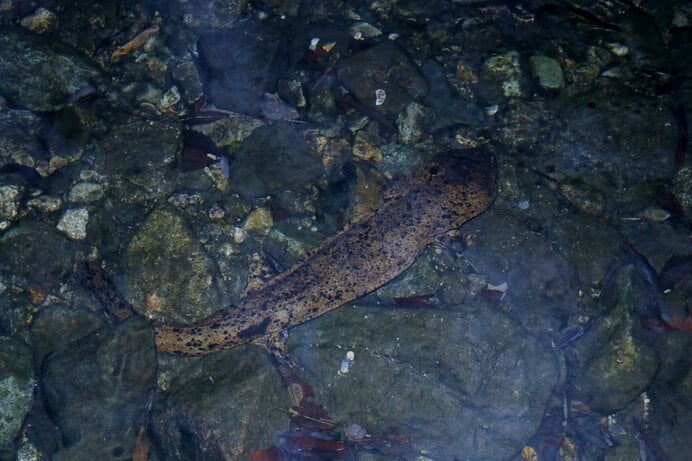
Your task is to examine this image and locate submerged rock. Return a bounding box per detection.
[89,117,180,203]
[0,221,74,286]
[197,20,289,115]
[536,83,677,214]
[529,55,565,89]
[0,27,103,111]
[569,250,661,412]
[337,42,429,117]
[29,305,106,366]
[122,206,224,324]
[0,110,44,167]
[0,337,34,457]
[41,317,156,461]
[152,346,289,459]
[287,303,559,460]
[229,121,323,198]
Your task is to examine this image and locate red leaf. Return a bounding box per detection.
[249,446,284,461]
[393,294,435,308]
[663,313,692,332]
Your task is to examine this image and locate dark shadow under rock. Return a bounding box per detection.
[151,345,290,460]
[41,317,156,460]
[286,303,560,460]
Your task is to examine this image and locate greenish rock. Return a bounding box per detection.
[396,102,435,144]
[122,206,224,324]
[152,346,290,459]
[89,117,180,203]
[19,7,57,34]
[0,337,34,456]
[0,110,44,165]
[66,182,104,203]
[0,27,103,111]
[42,317,156,461]
[0,184,23,225]
[479,51,527,101]
[337,43,429,117]
[306,76,340,125]
[29,305,106,366]
[529,55,565,89]
[570,252,660,412]
[287,304,559,460]
[189,114,263,150]
[242,207,273,233]
[0,221,74,285]
[230,121,323,198]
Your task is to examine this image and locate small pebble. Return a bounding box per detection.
[67,182,104,203]
[26,195,63,213]
[0,185,22,221]
[57,208,89,240]
[375,88,386,106]
[20,7,57,34]
[339,350,355,374]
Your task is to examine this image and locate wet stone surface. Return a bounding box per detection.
[535,83,677,215]
[0,27,103,111]
[122,206,225,324]
[229,121,324,199]
[0,337,34,457]
[197,20,290,115]
[569,251,661,413]
[287,303,560,460]
[152,346,290,459]
[337,43,429,117]
[41,317,156,461]
[0,221,74,286]
[88,117,181,204]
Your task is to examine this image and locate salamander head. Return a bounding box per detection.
[420,148,499,228]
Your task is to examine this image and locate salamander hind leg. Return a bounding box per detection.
[253,334,301,369]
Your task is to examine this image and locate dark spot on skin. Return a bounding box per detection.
[237,317,271,340]
[207,343,217,350]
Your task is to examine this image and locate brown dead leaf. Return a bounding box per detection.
[112,26,160,60]
[132,425,150,461]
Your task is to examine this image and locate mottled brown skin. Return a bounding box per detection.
[154,148,498,355]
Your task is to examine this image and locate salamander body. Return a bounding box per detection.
[153,148,498,355]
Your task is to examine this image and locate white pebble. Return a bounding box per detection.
[57,208,89,240]
[375,88,386,106]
